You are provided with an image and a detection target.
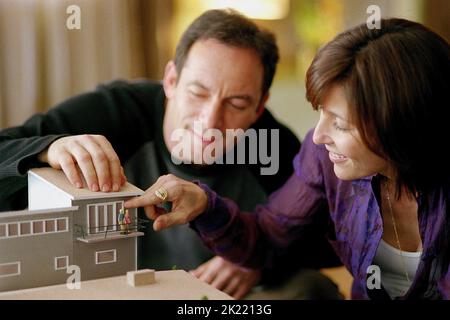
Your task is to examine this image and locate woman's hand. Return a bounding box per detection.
[124,174,208,231]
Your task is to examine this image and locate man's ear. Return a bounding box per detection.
[163,61,178,99]
[255,92,269,120]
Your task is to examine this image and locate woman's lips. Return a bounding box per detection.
[328,151,348,164]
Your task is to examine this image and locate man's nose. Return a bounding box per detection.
[200,100,223,129]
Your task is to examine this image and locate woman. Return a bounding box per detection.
[125,18,450,299]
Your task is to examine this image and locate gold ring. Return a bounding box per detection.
[154,187,168,201]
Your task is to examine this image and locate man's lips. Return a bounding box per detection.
[192,130,215,144]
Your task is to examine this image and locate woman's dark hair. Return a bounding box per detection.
[306,18,450,197]
[174,9,279,97]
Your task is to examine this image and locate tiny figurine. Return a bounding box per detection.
[118,208,132,235]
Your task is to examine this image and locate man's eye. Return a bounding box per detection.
[189,91,205,98]
[228,103,246,110]
[227,99,249,110]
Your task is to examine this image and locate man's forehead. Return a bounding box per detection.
[180,41,264,95]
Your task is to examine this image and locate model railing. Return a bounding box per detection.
[75,218,149,239]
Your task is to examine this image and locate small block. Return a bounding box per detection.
[127,269,155,287]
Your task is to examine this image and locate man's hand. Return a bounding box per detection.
[124,174,208,231]
[190,256,261,300]
[38,134,126,192]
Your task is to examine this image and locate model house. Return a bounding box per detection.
[0,168,144,292]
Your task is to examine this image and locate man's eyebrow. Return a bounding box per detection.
[188,81,254,103]
[187,81,210,91]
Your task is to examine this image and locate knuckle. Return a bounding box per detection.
[78,152,92,163]
[79,134,93,142]
[157,175,169,183]
[110,156,120,164]
[94,134,106,141]
[85,172,98,182]
[66,140,78,149]
[109,157,121,168]
[92,152,108,164]
[59,155,74,166]
[178,184,186,195]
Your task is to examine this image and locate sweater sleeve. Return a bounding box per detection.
[190,130,331,269]
[0,80,159,210]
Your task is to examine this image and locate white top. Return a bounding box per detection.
[373,238,422,299]
[29,168,144,200]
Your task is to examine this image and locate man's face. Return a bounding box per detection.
[163,38,268,164]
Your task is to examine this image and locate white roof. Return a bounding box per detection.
[29,168,144,201]
[0,206,79,219]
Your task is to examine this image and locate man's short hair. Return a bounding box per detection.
[174,9,279,96]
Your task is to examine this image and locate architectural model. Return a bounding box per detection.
[0,167,145,292]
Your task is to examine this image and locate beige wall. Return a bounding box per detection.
[266,0,425,140]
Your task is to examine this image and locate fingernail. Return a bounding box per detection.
[155,220,164,231]
[102,184,110,192]
[113,183,119,191]
[91,183,99,191]
[75,182,82,188]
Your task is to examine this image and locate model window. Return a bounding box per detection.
[98,206,106,232]
[0,262,20,278]
[8,223,18,237]
[33,221,44,234]
[56,218,67,232]
[87,202,123,234]
[20,222,31,235]
[95,249,117,264]
[45,220,56,232]
[0,224,6,238]
[88,205,96,233]
[106,204,114,231]
[54,256,69,270]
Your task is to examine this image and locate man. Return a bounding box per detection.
[0,9,340,299]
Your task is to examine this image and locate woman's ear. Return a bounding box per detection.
[163,61,178,99]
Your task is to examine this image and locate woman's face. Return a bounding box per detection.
[312,84,390,180]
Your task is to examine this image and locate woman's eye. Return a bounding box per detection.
[333,121,350,132]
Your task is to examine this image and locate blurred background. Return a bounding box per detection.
[0,0,448,140]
